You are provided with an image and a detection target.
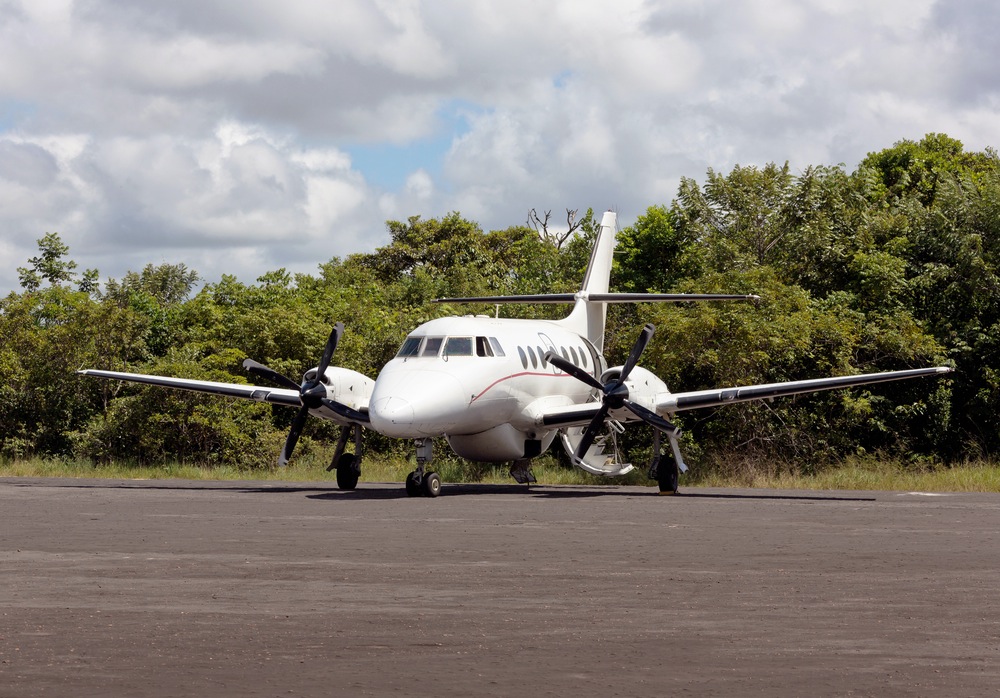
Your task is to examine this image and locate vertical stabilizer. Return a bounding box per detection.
[560,210,617,352]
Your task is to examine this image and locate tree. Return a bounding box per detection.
[104,263,200,306]
[674,163,795,271]
[527,208,592,250]
[614,205,699,293]
[17,233,78,291]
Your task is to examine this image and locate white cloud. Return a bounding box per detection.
[1,0,998,295]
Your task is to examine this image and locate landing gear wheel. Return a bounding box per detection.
[405,471,422,497]
[422,471,441,498]
[336,453,359,491]
[658,462,679,495]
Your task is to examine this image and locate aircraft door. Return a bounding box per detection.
[537,333,559,374]
[582,336,605,378]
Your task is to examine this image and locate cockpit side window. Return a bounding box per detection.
[476,336,494,357]
[445,337,474,357]
[422,337,444,356]
[397,336,422,358]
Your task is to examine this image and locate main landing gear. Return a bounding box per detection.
[509,459,537,485]
[648,429,679,495]
[405,438,442,497]
[327,424,363,490]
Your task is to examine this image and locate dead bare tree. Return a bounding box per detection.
[527,208,583,250]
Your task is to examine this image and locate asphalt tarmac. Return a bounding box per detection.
[1,477,999,697]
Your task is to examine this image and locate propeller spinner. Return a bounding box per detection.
[544,323,681,462]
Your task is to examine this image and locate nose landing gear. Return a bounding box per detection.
[405,438,442,497]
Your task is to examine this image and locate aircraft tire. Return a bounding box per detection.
[336,454,359,490]
[658,462,679,494]
[405,472,422,497]
[422,471,442,498]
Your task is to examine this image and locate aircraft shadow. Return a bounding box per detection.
[1,477,339,495]
[672,490,877,502]
[4,477,876,502]
[311,484,876,502]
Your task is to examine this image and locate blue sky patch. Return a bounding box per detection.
[0,99,36,133]
[344,100,485,192]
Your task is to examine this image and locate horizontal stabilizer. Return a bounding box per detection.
[434,292,760,304]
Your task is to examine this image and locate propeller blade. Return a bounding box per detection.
[618,324,654,384]
[623,400,681,438]
[545,351,604,392]
[316,322,344,380]
[575,404,610,461]
[279,405,309,466]
[320,398,371,424]
[242,358,299,391]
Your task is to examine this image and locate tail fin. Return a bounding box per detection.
[433,208,756,354]
[560,211,618,351]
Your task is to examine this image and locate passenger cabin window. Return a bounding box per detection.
[526,346,538,369]
[444,337,473,357]
[518,346,528,369]
[397,337,422,358]
[422,337,443,356]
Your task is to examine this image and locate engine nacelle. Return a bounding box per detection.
[601,365,669,413]
[307,366,375,412]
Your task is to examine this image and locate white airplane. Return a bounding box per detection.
[79,211,953,496]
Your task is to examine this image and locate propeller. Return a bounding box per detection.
[544,323,681,462]
[242,322,345,466]
[243,359,299,391]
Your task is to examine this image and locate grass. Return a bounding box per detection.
[690,459,1000,492]
[2,454,1000,492]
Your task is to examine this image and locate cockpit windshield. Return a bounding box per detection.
[444,337,473,357]
[396,335,504,359]
[396,337,421,357]
[422,337,443,356]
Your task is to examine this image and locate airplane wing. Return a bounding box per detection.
[536,366,952,429]
[658,367,953,413]
[538,402,605,428]
[76,369,302,408]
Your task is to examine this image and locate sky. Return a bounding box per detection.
[1,0,999,295]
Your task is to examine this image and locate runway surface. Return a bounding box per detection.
[1,477,999,697]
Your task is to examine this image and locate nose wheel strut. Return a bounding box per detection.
[406,438,441,497]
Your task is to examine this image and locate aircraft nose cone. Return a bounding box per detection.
[369,369,465,437]
[370,396,414,428]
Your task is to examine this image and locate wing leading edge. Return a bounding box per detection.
[658,366,953,413]
[76,369,302,408]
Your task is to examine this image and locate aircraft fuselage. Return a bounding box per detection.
[366,315,603,460]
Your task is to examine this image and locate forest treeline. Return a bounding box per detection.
[1,133,997,472]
